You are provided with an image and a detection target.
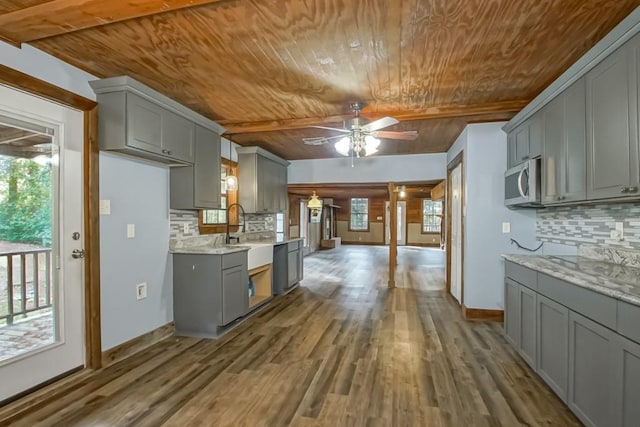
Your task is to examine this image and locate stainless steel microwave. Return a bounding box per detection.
[504,158,542,208]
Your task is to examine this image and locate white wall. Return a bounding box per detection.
[99,153,172,350]
[2,41,175,350]
[451,123,538,310]
[288,153,447,183]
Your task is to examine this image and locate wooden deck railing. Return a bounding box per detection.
[0,249,52,325]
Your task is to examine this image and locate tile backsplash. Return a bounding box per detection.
[537,203,640,250]
[170,209,275,241]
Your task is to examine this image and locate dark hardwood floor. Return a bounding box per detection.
[0,246,579,426]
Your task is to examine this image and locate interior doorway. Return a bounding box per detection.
[0,85,85,402]
[385,200,406,246]
[447,159,464,304]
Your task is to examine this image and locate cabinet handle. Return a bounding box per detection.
[628,186,638,193]
[621,187,629,193]
[521,155,530,161]
[556,195,566,201]
[167,150,172,155]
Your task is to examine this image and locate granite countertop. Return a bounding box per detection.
[503,253,640,307]
[170,245,250,255]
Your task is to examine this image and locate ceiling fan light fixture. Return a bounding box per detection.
[364,136,380,156]
[335,137,351,156]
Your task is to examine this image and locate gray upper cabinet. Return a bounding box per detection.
[90,76,225,165]
[237,146,290,213]
[170,126,221,210]
[507,113,543,169]
[586,33,640,200]
[542,78,587,204]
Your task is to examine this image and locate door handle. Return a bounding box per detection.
[71,249,85,259]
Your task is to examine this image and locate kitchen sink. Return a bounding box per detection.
[230,242,273,270]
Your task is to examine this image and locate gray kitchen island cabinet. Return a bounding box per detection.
[173,251,249,338]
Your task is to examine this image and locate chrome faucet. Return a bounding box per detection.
[225,203,246,244]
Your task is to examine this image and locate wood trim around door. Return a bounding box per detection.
[446,152,464,307]
[1,65,102,369]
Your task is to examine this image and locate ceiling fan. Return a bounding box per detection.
[302,102,418,158]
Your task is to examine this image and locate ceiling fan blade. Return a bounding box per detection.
[309,125,351,133]
[371,130,419,141]
[302,134,346,145]
[360,116,399,132]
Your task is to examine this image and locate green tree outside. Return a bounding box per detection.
[0,156,52,247]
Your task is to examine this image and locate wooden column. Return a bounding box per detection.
[388,182,397,288]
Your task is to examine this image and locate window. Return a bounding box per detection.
[422,199,443,233]
[276,212,284,234]
[350,198,369,231]
[198,160,237,233]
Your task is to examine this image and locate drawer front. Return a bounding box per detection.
[505,261,538,290]
[538,273,617,330]
[222,251,247,270]
[618,301,640,344]
[288,241,298,252]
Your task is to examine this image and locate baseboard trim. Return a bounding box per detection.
[340,241,384,246]
[101,322,175,367]
[463,305,504,322]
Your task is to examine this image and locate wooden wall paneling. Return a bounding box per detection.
[0,64,102,369]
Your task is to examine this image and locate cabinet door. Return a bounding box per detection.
[162,110,195,163]
[255,156,271,213]
[543,96,564,204]
[528,113,543,160]
[287,249,298,287]
[612,335,640,427]
[568,311,616,427]
[277,164,288,212]
[537,294,569,402]
[586,43,634,200]
[519,285,537,369]
[221,265,248,326]
[126,93,163,154]
[507,133,518,169]
[194,127,221,208]
[297,244,303,282]
[563,78,587,202]
[515,124,530,164]
[504,278,520,347]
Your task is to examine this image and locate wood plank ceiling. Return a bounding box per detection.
[0,0,637,159]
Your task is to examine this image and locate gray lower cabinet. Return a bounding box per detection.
[287,240,303,287]
[222,264,248,325]
[536,294,569,402]
[173,251,249,337]
[518,284,537,369]
[504,278,520,347]
[568,311,617,427]
[170,125,221,209]
[613,335,640,427]
[586,32,640,200]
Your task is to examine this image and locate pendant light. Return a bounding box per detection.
[225,137,238,192]
[308,191,323,209]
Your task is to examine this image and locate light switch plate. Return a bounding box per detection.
[502,222,511,233]
[183,223,190,234]
[136,282,147,300]
[99,199,111,215]
[127,224,135,239]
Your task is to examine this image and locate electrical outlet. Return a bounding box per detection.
[99,199,111,215]
[183,223,190,234]
[127,224,135,239]
[502,222,511,233]
[136,282,147,300]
